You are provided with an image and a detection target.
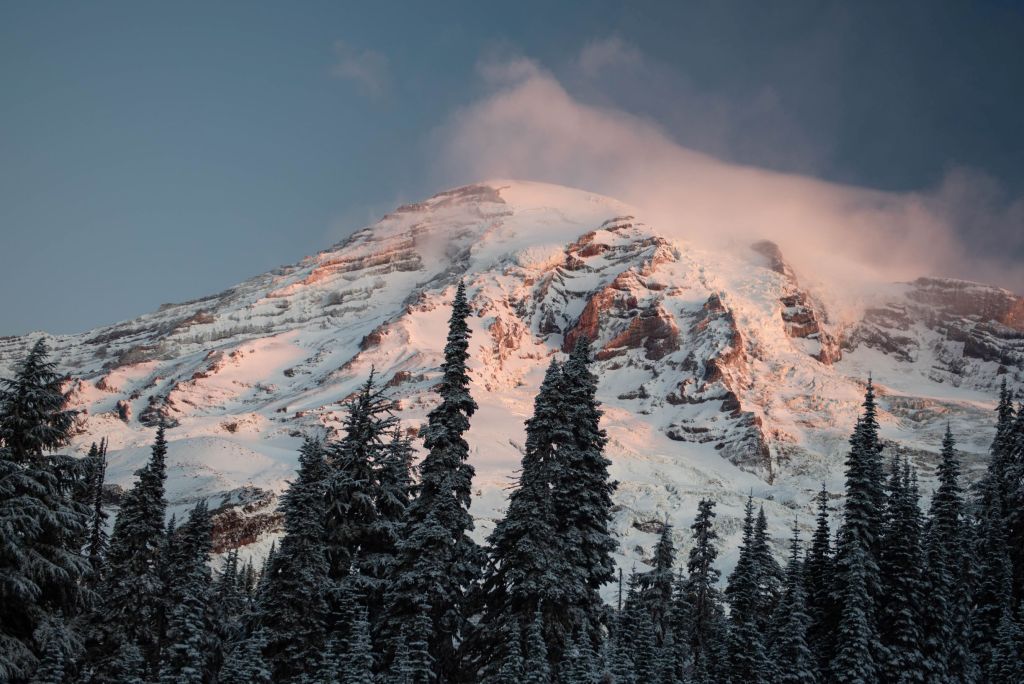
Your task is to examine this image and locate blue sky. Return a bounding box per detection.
[2,1,1022,335]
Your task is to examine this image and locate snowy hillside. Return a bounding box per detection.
[2,180,1021,578]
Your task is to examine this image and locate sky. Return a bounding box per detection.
[2,1,1023,335]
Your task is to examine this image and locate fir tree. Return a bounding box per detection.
[0,339,88,681]
[830,382,885,681]
[638,520,677,641]
[83,439,108,584]
[523,607,552,684]
[160,500,214,684]
[87,424,169,680]
[475,360,569,673]
[803,484,835,677]
[494,620,524,684]
[920,425,975,682]
[259,438,330,681]
[878,458,925,683]
[382,282,484,680]
[771,521,817,684]
[988,605,1023,683]
[682,499,727,675]
[0,339,77,464]
[553,338,618,643]
[324,371,396,591]
[725,495,773,683]
[328,603,373,684]
[218,628,272,684]
[970,482,1014,677]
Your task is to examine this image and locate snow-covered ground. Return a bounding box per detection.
[2,180,1020,586]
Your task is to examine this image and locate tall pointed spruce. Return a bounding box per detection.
[383,281,484,681]
[553,338,617,642]
[830,381,885,682]
[160,500,214,684]
[0,339,88,681]
[259,438,330,681]
[770,521,817,684]
[920,425,975,682]
[88,424,169,680]
[475,359,567,675]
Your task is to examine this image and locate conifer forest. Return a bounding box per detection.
[2,282,1023,684]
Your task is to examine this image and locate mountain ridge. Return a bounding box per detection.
[1,179,1019,578]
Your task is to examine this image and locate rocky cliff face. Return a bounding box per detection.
[1,180,1019,574]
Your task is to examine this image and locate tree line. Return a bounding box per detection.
[1,281,1022,682]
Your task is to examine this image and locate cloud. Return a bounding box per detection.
[436,56,1024,301]
[331,40,390,98]
[578,36,643,77]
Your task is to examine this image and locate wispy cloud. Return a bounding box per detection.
[331,40,390,99]
[578,36,642,77]
[436,51,1024,299]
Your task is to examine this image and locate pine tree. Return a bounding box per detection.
[87,424,169,680]
[638,521,676,641]
[988,605,1024,683]
[725,495,773,683]
[553,338,618,643]
[970,480,1014,676]
[475,360,569,673]
[0,339,78,464]
[877,458,925,682]
[920,425,975,682]
[382,281,484,680]
[830,382,885,681]
[682,499,727,675]
[324,371,396,592]
[0,339,88,681]
[803,484,835,677]
[770,521,817,684]
[332,603,373,684]
[494,620,524,684]
[523,607,552,684]
[259,438,330,681]
[83,439,109,584]
[608,607,637,684]
[160,500,214,684]
[219,628,271,684]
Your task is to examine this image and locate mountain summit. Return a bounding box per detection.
[2,180,1020,570]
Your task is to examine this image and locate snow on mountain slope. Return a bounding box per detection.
[2,180,1021,581]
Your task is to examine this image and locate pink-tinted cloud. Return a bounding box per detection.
[437,57,1024,299]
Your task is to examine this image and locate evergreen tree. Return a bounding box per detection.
[638,521,677,641]
[920,425,975,682]
[259,438,330,681]
[0,339,88,681]
[160,500,214,684]
[382,282,484,680]
[725,495,772,683]
[682,499,727,675]
[771,521,817,684]
[327,603,373,684]
[219,628,271,684]
[553,338,618,643]
[878,458,925,682]
[803,484,835,677]
[988,605,1023,683]
[970,482,1014,676]
[523,607,552,684]
[0,339,78,464]
[87,424,169,680]
[475,360,569,673]
[493,620,524,684]
[83,439,109,584]
[830,382,885,681]
[324,371,396,593]
[608,607,637,684]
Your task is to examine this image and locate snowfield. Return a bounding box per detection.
[1,180,1020,586]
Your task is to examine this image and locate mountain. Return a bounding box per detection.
[2,180,1021,577]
